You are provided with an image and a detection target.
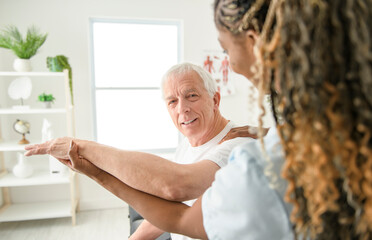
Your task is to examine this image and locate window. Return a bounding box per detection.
[90,19,181,152]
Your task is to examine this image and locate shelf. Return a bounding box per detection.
[0,200,72,222]
[0,108,69,115]
[0,72,65,77]
[0,140,39,152]
[0,170,70,187]
[0,69,77,224]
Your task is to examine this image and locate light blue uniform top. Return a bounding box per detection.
[202,127,294,240]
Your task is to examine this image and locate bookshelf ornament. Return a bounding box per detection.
[13,119,30,144]
[8,77,32,109]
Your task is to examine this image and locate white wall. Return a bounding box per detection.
[0,0,273,210]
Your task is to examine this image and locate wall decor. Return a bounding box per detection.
[201,50,235,97]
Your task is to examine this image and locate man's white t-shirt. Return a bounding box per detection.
[171,121,252,240]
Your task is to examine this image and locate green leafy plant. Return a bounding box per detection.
[0,25,47,59]
[46,55,73,105]
[38,92,55,102]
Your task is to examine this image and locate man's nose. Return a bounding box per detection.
[177,99,190,113]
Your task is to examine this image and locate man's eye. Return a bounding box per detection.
[188,94,198,99]
[168,100,176,105]
[223,49,228,54]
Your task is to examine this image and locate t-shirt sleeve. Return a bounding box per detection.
[202,137,250,168]
[201,142,294,240]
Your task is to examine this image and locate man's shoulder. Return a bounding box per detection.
[211,121,238,144]
[219,137,254,149]
[202,137,253,168]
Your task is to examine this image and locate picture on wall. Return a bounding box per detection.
[201,50,235,96]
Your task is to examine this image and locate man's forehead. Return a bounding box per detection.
[166,72,203,87]
[164,85,199,99]
[163,71,208,96]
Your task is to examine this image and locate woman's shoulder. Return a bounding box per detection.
[202,127,293,240]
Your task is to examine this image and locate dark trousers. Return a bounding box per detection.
[128,206,172,240]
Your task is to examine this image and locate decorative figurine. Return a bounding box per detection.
[13,119,30,144]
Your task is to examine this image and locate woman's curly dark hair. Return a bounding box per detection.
[215,0,372,239]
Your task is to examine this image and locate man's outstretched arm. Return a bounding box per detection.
[24,138,219,201]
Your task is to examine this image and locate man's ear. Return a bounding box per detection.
[213,91,221,109]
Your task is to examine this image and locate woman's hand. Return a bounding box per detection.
[24,137,74,159]
[219,126,270,144]
[59,140,103,178]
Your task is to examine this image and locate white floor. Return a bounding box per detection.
[0,207,130,240]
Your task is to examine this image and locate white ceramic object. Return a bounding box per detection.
[43,101,52,108]
[8,76,32,107]
[41,118,52,142]
[13,58,32,72]
[41,120,68,177]
[13,152,33,178]
[12,105,30,110]
[49,155,68,177]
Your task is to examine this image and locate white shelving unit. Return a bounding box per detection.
[0,108,68,114]
[0,70,79,225]
[0,201,72,222]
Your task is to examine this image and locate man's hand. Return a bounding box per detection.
[219,126,270,144]
[25,138,102,178]
[24,137,74,159]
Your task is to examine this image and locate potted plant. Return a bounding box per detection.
[38,92,55,108]
[47,55,74,105]
[0,25,47,72]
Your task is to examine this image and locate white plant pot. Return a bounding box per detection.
[43,101,52,108]
[13,58,32,72]
[13,152,33,178]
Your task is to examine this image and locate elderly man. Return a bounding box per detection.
[25,63,252,240]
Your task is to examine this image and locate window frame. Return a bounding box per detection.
[89,17,183,153]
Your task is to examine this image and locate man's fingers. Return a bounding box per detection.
[24,142,48,150]
[24,143,41,150]
[24,143,50,156]
[24,150,33,157]
[24,147,47,156]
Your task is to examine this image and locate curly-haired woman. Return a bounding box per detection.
[25,0,372,239]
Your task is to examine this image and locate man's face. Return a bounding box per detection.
[163,71,218,143]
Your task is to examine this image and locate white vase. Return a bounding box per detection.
[13,152,33,178]
[43,101,52,108]
[13,58,32,72]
